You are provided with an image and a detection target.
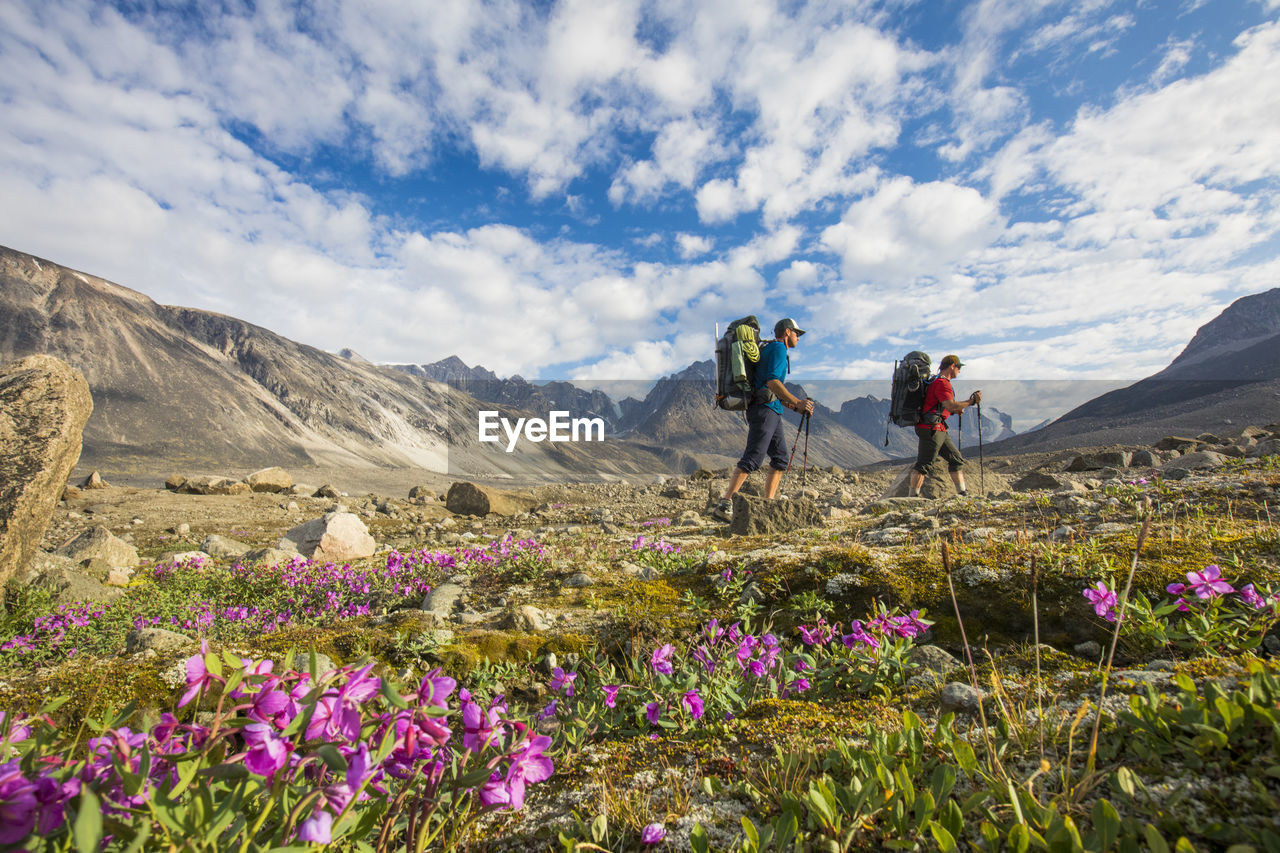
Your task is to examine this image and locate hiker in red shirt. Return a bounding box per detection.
[909,354,981,498]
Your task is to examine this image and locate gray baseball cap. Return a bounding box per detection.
[774,318,806,337]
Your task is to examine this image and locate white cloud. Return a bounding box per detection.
[676,233,714,259]
[821,177,1004,284]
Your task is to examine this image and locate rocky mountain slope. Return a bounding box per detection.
[0,247,688,482]
[991,288,1280,453]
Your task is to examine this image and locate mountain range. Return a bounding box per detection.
[5,244,1275,482]
[991,287,1280,453]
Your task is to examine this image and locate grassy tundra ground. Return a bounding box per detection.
[2,451,1279,851]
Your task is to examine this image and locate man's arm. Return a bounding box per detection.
[941,389,981,414]
[766,379,815,414]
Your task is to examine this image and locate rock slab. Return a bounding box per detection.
[729,494,823,536]
[55,525,140,569]
[246,467,293,493]
[285,512,377,562]
[0,355,93,589]
[445,482,533,517]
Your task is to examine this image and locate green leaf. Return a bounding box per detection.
[741,816,761,851]
[1144,824,1171,853]
[592,814,607,844]
[1114,766,1138,799]
[74,788,104,853]
[379,677,410,710]
[1174,673,1197,693]
[120,821,153,853]
[1008,823,1031,853]
[776,810,798,851]
[928,821,958,852]
[167,755,201,799]
[690,824,709,853]
[1092,798,1121,851]
[314,744,349,773]
[952,740,978,774]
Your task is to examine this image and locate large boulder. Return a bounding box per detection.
[729,494,823,536]
[285,512,377,562]
[246,467,293,493]
[1161,450,1226,472]
[55,525,140,570]
[0,355,93,589]
[1249,439,1280,458]
[445,482,535,517]
[1012,471,1064,492]
[201,534,252,559]
[29,556,125,606]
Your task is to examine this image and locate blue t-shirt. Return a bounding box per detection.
[753,340,788,414]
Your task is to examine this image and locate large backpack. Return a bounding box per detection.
[887,351,935,433]
[715,316,765,411]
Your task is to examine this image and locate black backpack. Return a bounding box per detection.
[887,351,935,436]
[715,316,765,411]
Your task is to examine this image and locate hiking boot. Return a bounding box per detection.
[711,499,733,522]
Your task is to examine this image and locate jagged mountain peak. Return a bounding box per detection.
[1170,287,1280,369]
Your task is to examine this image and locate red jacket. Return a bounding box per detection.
[918,375,953,431]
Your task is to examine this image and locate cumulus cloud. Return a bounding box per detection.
[820,177,1004,284]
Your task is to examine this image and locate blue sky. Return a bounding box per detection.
[2,0,1278,420]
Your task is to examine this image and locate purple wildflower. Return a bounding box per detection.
[682,690,705,721]
[1083,581,1118,622]
[1186,565,1235,599]
[602,684,620,708]
[297,810,333,844]
[650,644,674,675]
[641,823,667,844]
[646,702,661,725]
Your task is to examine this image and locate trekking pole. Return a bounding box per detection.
[802,412,810,486]
[977,402,986,497]
[786,411,806,472]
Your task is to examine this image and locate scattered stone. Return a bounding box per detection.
[1013,471,1063,491]
[1073,641,1101,660]
[505,605,553,631]
[1153,436,1198,452]
[284,651,338,676]
[563,572,595,588]
[1161,450,1225,471]
[738,581,766,605]
[446,482,534,517]
[55,525,139,569]
[126,627,197,656]
[676,510,703,526]
[201,534,252,559]
[314,484,341,499]
[246,466,293,493]
[729,494,822,536]
[408,486,436,500]
[940,682,985,713]
[1049,525,1075,542]
[82,470,108,489]
[909,645,960,675]
[1249,438,1280,458]
[421,583,466,620]
[0,355,94,589]
[164,475,187,491]
[62,485,82,502]
[285,512,377,562]
[175,523,191,537]
[159,550,212,565]
[1128,450,1158,468]
[241,547,302,567]
[30,557,124,606]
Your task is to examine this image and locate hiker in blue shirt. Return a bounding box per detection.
[713,318,815,522]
